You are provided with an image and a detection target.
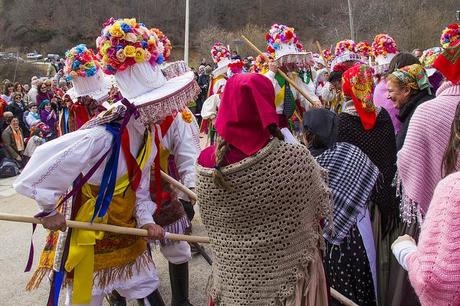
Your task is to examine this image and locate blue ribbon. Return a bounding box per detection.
[90,98,139,222]
[91,122,122,222]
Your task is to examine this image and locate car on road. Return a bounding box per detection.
[26,52,43,60]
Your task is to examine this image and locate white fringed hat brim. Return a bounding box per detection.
[274,52,314,68]
[212,58,231,76]
[132,70,200,124]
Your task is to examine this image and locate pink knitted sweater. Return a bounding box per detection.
[397,81,460,221]
[406,172,460,306]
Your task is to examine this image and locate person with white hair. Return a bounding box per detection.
[27,76,39,106]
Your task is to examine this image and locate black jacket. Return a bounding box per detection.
[396,89,434,151]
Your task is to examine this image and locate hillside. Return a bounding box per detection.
[0,0,457,64]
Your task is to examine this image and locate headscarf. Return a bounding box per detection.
[304,110,379,245]
[39,99,50,110]
[391,63,431,93]
[302,109,337,157]
[342,64,377,130]
[215,73,279,156]
[433,23,460,84]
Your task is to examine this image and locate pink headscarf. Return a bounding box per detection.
[215,73,279,156]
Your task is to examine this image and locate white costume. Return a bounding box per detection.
[14,118,160,304]
[263,70,319,113]
[155,112,200,264]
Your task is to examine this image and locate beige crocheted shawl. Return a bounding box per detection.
[196,139,332,306]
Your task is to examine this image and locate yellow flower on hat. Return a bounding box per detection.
[109,24,125,38]
[135,48,145,63]
[148,37,157,48]
[101,41,111,56]
[125,18,137,27]
[123,45,136,58]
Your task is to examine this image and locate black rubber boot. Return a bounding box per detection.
[169,262,193,306]
[137,289,166,306]
[107,291,127,306]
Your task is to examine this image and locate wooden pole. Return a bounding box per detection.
[0,213,210,244]
[0,213,357,305]
[160,170,197,202]
[331,288,359,306]
[241,35,316,107]
[315,41,329,68]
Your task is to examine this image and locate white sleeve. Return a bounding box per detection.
[200,94,220,120]
[26,114,40,127]
[391,240,417,271]
[134,161,156,228]
[13,127,113,212]
[280,128,300,145]
[162,115,199,190]
[293,75,320,110]
[321,82,336,103]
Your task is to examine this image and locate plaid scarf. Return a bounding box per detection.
[316,142,380,245]
[80,105,126,130]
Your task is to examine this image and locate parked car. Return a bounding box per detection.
[27,52,43,60]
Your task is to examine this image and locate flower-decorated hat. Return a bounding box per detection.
[252,52,271,73]
[420,47,443,76]
[331,39,362,70]
[312,53,326,68]
[372,34,398,69]
[335,40,356,57]
[265,24,313,69]
[227,59,244,78]
[321,48,334,64]
[433,23,460,84]
[96,18,199,124]
[210,42,231,77]
[356,41,372,60]
[64,44,114,103]
[150,28,172,61]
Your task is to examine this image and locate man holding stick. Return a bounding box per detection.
[13,18,199,306]
[262,24,321,129]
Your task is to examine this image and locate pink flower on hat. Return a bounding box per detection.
[335,40,356,57]
[372,34,398,57]
[210,43,230,64]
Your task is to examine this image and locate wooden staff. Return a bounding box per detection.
[316,40,329,68]
[331,288,359,306]
[1,212,357,305]
[161,170,197,202]
[0,213,210,244]
[241,35,317,107]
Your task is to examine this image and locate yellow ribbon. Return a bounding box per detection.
[65,132,151,304]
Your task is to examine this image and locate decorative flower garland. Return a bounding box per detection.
[372,34,397,57]
[64,44,100,80]
[150,28,172,61]
[322,48,334,62]
[266,24,304,54]
[210,42,230,64]
[335,40,356,57]
[421,47,442,69]
[228,59,244,73]
[96,17,164,75]
[356,41,372,58]
[440,23,460,49]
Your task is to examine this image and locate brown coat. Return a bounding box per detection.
[1,125,23,159]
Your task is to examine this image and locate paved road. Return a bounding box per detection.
[0,176,210,306]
